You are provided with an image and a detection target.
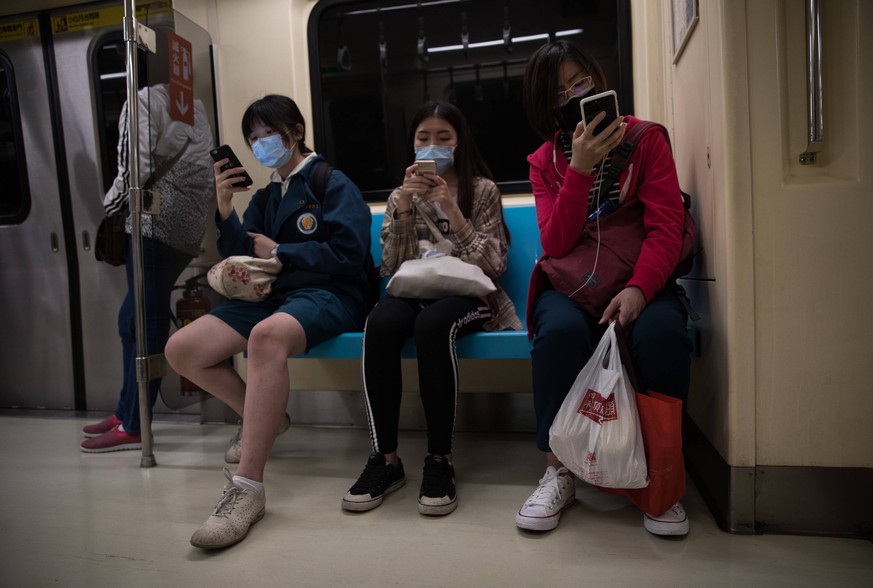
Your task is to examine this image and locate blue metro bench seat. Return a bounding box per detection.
[296,203,540,359]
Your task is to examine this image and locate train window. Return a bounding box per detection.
[0,51,31,224]
[309,0,633,200]
[91,33,148,194]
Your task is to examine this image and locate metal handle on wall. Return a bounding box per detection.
[799,0,823,165]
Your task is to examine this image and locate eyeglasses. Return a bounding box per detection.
[556,75,594,107]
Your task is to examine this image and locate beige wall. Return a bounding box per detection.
[745,0,873,467]
[632,0,757,467]
[633,0,873,469]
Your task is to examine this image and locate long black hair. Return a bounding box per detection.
[405,101,496,221]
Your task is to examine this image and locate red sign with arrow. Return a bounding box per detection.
[168,31,194,125]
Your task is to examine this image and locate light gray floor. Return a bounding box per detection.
[0,414,871,588]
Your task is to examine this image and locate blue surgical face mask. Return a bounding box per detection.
[414,145,455,174]
[252,133,294,169]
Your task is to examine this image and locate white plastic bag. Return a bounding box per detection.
[548,322,648,489]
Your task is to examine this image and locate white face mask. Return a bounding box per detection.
[252,133,294,168]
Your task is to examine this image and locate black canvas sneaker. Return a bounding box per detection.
[418,454,457,516]
[342,453,406,512]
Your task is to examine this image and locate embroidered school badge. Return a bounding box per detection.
[297,212,317,235]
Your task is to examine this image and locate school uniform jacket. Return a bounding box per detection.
[215,155,372,316]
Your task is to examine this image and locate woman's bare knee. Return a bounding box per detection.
[166,315,245,373]
[248,315,306,360]
[164,331,188,372]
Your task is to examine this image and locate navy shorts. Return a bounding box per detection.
[209,288,361,352]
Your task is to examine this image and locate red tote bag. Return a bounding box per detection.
[598,323,686,516]
[599,390,685,516]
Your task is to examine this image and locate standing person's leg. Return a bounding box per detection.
[626,287,691,536]
[81,237,190,452]
[125,238,191,432]
[517,289,599,531]
[413,296,489,516]
[342,297,417,512]
[79,282,135,440]
[81,241,137,445]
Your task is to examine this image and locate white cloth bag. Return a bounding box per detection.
[385,201,496,299]
[207,255,283,302]
[548,322,648,489]
[386,253,496,298]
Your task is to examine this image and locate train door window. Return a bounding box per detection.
[309,0,633,200]
[0,51,31,224]
[91,32,147,193]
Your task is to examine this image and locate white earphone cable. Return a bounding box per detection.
[568,152,608,298]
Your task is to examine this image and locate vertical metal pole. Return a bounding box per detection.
[124,0,157,468]
[799,0,823,164]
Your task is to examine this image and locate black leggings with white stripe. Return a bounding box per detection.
[361,295,490,456]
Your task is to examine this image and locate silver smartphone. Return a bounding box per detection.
[414,160,437,176]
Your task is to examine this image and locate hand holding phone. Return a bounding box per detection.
[414,160,437,176]
[580,90,620,137]
[210,144,254,188]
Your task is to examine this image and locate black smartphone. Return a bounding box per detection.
[580,90,620,137]
[210,144,253,187]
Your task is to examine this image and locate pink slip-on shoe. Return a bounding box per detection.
[80,424,142,453]
[82,414,122,438]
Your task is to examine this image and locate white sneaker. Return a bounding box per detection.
[644,501,689,536]
[224,413,291,464]
[515,466,576,531]
[190,468,266,549]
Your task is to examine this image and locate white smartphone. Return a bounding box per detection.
[579,90,620,136]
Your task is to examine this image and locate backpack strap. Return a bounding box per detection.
[308,159,334,204]
[598,121,665,199]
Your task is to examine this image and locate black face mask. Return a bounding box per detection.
[555,94,585,134]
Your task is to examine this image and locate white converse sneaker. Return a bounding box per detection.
[515,466,575,531]
[643,501,689,536]
[190,468,266,549]
[224,413,291,464]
